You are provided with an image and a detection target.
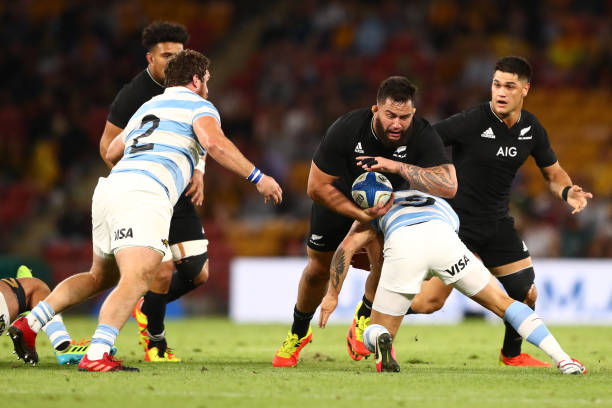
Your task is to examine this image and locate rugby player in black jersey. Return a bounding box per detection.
[396,56,592,366]
[273,76,457,367]
[98,21,209,362]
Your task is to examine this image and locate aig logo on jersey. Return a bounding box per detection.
[444,254,470,276]
[496,146,517,157]
[114,228,133,240]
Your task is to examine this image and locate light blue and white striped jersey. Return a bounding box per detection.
[374,190,460,240]
[111,86,220,205]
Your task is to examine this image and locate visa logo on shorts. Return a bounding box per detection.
[114,228,133,240]
[445,255,470,276]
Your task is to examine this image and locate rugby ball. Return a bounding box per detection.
[351,172,393,209]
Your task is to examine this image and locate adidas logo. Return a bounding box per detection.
[354,142,364,154]
[481,127,495,139]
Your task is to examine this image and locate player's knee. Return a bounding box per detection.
[497,266,535,305]
[525,284,538,308]
[192,260,209,286]
[32,278,51,300]
[155,261,174,285]
[304,255,332,286]
[421,297,445,314]
[176,253,208,284]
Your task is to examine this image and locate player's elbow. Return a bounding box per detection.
[443,183,458,198]
[306,182,321,201]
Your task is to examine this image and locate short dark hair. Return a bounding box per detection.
[142,21,189,51]
[376,76,417,104]
[494,56,532,82]
[164,49,210,87]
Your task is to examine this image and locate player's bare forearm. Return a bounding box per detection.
[100,121,123,169]
[106,134,125,166]
[398,163,457,197]
[194,116,254,177]
[540,162,572,199]
[330,246,348,294]
[540,162,592,214]
[309,184,370,222]
[330,221,377,294]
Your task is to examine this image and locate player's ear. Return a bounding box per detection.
[523,82,530,97]
[371,105,378,114]
[146,52,153,65]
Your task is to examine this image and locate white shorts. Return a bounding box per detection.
[0,292,9,336]
[92,173,173,259]
[373,220,491,316]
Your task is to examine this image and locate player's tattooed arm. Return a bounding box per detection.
[398,163,457,198]
[356,156,457,198]
[319,221,377,328]
[330,247,348,292]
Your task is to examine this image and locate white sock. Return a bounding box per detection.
[86,324,118,360]
[26,301,55,333]
[363,324,389,353]
[86,342,111,361]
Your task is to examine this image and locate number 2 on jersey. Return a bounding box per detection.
[129,114,159,153]
[399,195,436,207]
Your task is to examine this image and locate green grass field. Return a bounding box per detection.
[2,317,611,408]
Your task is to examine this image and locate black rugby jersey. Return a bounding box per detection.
[434,102,557,221]
[107,68,164,129]
[313,108,450,198]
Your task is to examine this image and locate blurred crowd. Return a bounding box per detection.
[0,0,610,287]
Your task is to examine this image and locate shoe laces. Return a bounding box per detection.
[355,316,370,340]
[70,338,90,346]
[105,353,123,366]
[277,333,301,357]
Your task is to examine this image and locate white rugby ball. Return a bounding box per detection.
[351,172,393,209]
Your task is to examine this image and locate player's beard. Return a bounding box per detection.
[374,116,409,148]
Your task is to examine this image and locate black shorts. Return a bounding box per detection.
[307,202,354,252]
[458,215,529,268]
[169,193,207,247]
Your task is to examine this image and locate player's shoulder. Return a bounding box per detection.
[329,107,372,133]
[518,108,548,136]
[519,108,544,127]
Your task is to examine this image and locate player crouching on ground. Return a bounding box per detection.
[3,266,89,365]
[318,190,586,375]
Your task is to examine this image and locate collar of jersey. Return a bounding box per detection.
[164,86,199,96]
[370,117,380,141]
[488,101,521,126]
[146,67,165,88]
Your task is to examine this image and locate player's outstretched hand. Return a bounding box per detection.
[567,185,593,214]
[356,156,400,173]
[256,174,283,204]
[362,192,394,221]
[185,169,205,206]
[319,293,338,328]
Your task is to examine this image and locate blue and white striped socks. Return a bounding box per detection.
[87,324,119,360]
[26,301,55,333]
[504,301,570,365]
[42,315,71,351]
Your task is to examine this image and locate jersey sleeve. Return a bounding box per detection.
[433,111,472,146]
[107,85,137,129]
[413,122,451,168]
[193,100,221,125]
[312,117,350,176]
[531,120,558,168]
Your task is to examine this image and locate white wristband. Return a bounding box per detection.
[195,157,205,173]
